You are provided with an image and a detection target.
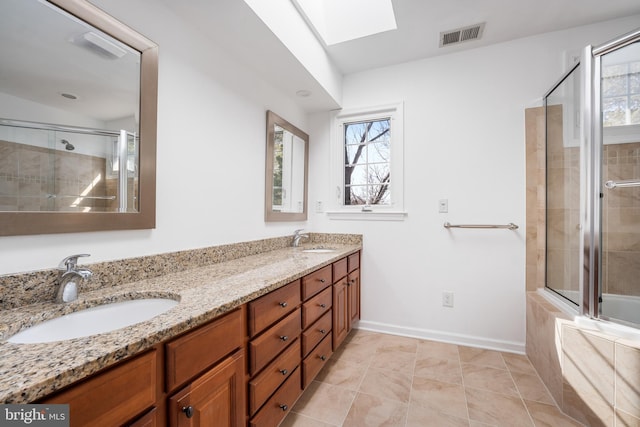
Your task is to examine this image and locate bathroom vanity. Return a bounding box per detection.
[0,237,361,427]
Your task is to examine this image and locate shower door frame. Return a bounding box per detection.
[581,28,640,324]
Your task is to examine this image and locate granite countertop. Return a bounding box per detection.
[0,243,360,403]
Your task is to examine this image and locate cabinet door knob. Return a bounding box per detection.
[320,303,326,308]
[280,335,288,341]
[182,406,194,418]
[320,278,326,283]
[279,404,288,411]
[319,329,326,334]
[279,301,288,308]
[279,369,288,375]
[320,355,326,361]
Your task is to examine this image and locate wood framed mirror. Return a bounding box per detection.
[0,0,157,236]
[265,111,308,222]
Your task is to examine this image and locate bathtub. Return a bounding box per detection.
[541,288,640,340]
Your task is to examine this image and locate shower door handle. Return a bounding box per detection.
[604,179,640,189]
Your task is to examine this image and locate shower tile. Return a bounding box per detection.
[615,342,640,418]
[562,381,613,427]
[615,409,640,427]
[561,325,615,426]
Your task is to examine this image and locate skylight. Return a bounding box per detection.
[292,0,397,46]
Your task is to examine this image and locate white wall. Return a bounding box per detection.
[307,15,640,352]
[0,0,309,275]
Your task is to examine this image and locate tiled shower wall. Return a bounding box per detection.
[0,139,113,212]
[602,142,640,296]
[525,107,640,426]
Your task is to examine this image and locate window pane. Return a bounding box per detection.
[345,143,362,166]
[602,96,628,126]
[370,183,390,205]
[346,185,368,205]
[631,94,640,124]
[367,142,390,163]
[346,164,368,186]
[345,122,367,145]
[602,64,627,97]
[367,119,390,143]
[630,62,640,94]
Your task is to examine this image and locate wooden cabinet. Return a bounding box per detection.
[248,280,302,426]
[166,308,243,392]
[333,251,361,350]
[37,249,361,427]
[332,276,349,349]
[42,350,157,427]
[167,350,245,427]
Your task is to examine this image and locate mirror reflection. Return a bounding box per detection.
[265,111,308,222]
[0,0,141,213]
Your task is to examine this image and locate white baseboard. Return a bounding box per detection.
[355,320,526,354]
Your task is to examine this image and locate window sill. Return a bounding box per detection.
[325,211,408,221]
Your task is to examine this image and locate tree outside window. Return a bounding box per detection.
[343,118,391,206]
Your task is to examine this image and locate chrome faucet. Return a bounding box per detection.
[56,254,92,303]
[292,229,309,247]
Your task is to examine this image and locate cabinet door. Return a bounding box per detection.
[348,269,360,327]
[168,350,245,427]
[332,277,349,350]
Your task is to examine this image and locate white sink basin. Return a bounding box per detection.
[8,298,179,344]
[302,248,336,253]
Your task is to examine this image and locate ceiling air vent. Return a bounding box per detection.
[439,22,485,48]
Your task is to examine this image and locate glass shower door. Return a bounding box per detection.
[599,39,640,326]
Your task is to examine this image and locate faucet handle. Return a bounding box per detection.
[58,254,91,271]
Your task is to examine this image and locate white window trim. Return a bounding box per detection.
[327,102,407,221]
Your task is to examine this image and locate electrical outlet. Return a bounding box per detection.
[438,199,448,213]
[315,201,323,213]
[442,291,454,308]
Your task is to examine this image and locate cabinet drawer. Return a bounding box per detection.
[248,279,301,337]
[302,310,332,357]
[332,257,348,282]
[302,265,332,300]
[250,368,302,427]
[302,333,333,389]
[348,252,360,272]
[249,308,301,375]
[249,339,301,416]
[166,308,243,392]
[302,286,332,329]
[43,350,156,427]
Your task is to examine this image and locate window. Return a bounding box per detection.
[602,59,640,127]
[329,103,405,220]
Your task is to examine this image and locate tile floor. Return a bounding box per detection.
[281,329,584,427]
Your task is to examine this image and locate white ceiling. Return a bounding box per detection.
[325,0,640,74]
[161,0,640,111]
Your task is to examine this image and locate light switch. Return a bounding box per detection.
[438,199,448,213]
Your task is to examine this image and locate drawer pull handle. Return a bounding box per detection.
[279,301,288,308]
[279,368,288,375]
[320,279,326,283]
[279,404,288,411]
[320,329,326,334]
[320,303,326,308]
[320,355,326,361]
[182,406,194,418]
[280,335,288,341]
